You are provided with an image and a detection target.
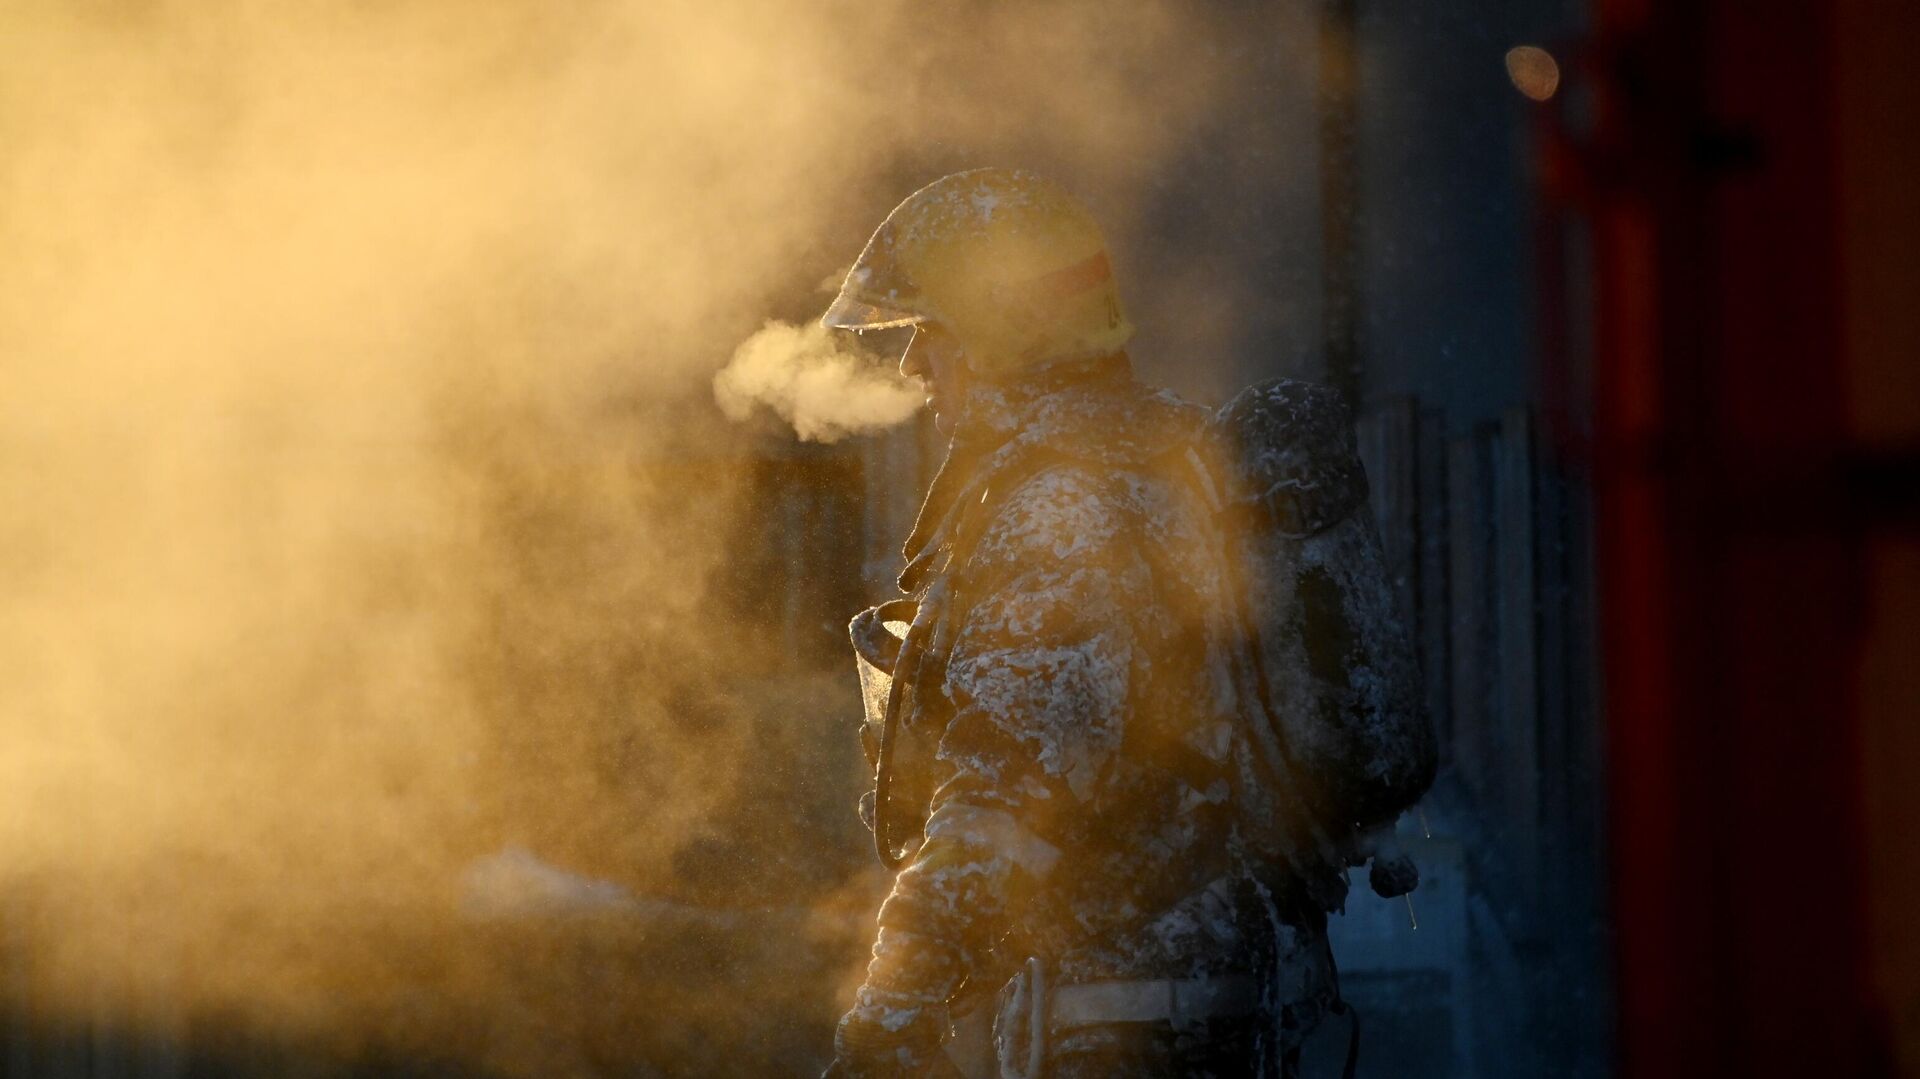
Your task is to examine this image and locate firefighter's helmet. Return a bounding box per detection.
[822,168,1134,377]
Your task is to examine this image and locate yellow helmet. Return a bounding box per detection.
[822,168,1134,378]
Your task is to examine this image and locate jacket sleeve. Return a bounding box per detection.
[838,467,1150,1064]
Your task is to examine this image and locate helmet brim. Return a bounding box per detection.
[820,292,927,332]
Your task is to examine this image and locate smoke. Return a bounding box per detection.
[715,321,922,442]
[0,0,1324,1073]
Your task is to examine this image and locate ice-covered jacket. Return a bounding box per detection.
[838,359,1331,1072]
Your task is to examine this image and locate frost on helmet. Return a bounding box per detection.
[821,168,1134,375]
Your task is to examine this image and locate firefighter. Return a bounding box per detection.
[822,169,1334,1078]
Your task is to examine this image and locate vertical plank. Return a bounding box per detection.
[1372,398,1420,631]
[94,898,133,1079]
[1446,426,1496,801]
[895,422,923,581]
[779,462,808,663]
[49,992,82,1079]
[59,900,88,1079]
[134,925,184,1079]
[133,902,183,1075]
[1495,408,1541,902]
[1316,0,1365,405]
[93,983,124,1079]
[1535,445,1573,911]
[1352,412,1383,524]
[1417,407,1451,761]
[861,423,919,594]
[4,896,32,1079]
[861,431,888,592]
[25,892,79,1079]
[1563,461,1606,910]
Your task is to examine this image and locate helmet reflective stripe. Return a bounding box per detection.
[1027,250,1113,302]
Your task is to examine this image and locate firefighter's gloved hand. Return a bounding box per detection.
[828,1001,948,1078]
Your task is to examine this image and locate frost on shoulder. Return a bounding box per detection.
[940,462,1150,802]
[967,464,1130,573]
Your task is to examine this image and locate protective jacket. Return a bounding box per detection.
[836,357,1333,1078]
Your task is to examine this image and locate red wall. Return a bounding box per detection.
[1838,0,1920,1069]
[1585,0,1913,1072]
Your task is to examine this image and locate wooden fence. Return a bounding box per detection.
[1,908,185,1079]
[1354,398,1603,921]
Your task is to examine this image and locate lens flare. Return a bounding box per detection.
[1505,45,1563,102]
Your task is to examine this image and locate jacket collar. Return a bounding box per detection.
[897,354,1205,594]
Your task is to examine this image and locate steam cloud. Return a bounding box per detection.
[0,0,1323,1073]
[715,321,923,442]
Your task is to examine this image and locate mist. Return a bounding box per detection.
[0,0,1322,1073]
[715,321,921,443]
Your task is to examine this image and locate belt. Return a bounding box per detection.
[980,965,1265,1079]
[1049,974,1261,1029]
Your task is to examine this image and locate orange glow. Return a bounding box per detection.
[0,0,1319,1072]
[1506,45,1563,102]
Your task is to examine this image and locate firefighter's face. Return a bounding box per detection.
[899,322,970,435]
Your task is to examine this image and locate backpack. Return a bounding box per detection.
[1190,378,1436,902]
